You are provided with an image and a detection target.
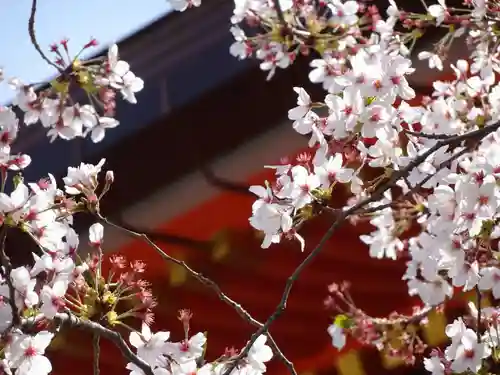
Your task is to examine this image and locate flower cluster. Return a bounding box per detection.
[10,41,142,143]
[0,7,277,375]
[4,0,500,373]
[127,315,273,375]
[424,315,491,374]
[0,155,155,375]
[0,154,271,375]
[183,0,500,372]
[0,32,167,375]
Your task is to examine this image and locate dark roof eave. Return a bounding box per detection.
[89,58,320,219]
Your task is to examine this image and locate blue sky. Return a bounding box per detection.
[0,0,170,104]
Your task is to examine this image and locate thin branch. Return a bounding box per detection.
[93,332,101,375]
[97,214,297,375]
[22,313,154,375]
[418,0,429,11]
[371,305,435,326]
[401,127,452,140]
[266,334,296,375]
[407,120,500,144]
[271,0,287,25]
[99,216,262,327]
[28,0,63,72]
[358,146,470,216]
[408,146,470,188]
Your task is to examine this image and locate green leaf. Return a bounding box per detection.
[365,96,376,105]
[12,173,23,189]
[334,314,352,329]
[50,78,69,94]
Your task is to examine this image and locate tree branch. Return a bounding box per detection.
[371,305,435,326]
[22,313,154,375]
[266,334,296,375]
[476,286,482,343]
[401,127,453,140]
[97,214,297,375]
[358,145,470,216]
[93,332,101,375]
[28,0,63,72]
[271,0,287,26]
[99,214,263,328]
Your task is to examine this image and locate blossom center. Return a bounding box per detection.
[478,195,490,205]
[373,80,383,90]
[24,346,37,357]
[464,349,475,359]
[180,341,190,352]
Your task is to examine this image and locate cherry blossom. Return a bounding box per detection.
[327,323,346,350]
[288,87,311,122]
[10,266,39,309]
[328,0,359,26]
[418,51,444,71]
[129,323,171,367]
[40,281,67,318]
[478,267,500,298]
[423,356,445,375]
[166,332,206,364]
[63,159,106,195]
[449,328,490,373]
[428,0,447,25]
[6,331,54,375]
[89,223,104,247]
[246,335,273,373]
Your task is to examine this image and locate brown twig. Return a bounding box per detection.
[22,313,154,375]
[371,305,435,326]
[271,0,287,26]
[97,214,297,375]
[358,145,470,215]
[358,121,500,217]
[28,0,63,72]
[99,214,263,327]
[93,332,101,375]
[266,334,296,374]
[101,215,298,374]
[401,127,453,140]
